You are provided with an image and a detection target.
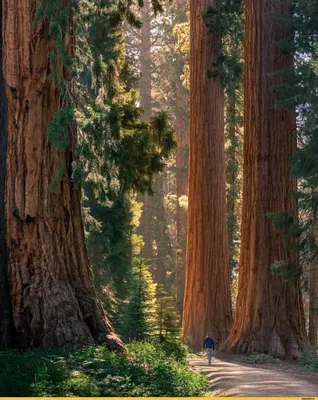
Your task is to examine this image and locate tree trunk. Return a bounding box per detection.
[152,175,175,286]
[2,0,123,350]
[309,220,318,346]
[223,0,307,358]
[139,0,153,261]
[139,0,152,123]
[0,1,14,347]
[309,263,318,346]
[226,90,240,280]
[182,0,232,350]
[175,37,189,314]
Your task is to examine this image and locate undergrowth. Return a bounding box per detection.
[240,352,280,364]
[0,341,208,397]
[300,346,318,371]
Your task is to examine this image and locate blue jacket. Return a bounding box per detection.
[203,336,215,349]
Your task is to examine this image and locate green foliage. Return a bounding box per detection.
[270,261,302,282]
[48,166,66,192]
[240,352,280,365]
[268,0,318,281]
[74,0,176,338]
[34,0,75,91]
[150,176,176,290]
[0,343,208,397]
[202,0,243,90]
[120,258,157,341]
[84,187,136,320]
[159,340,188,363]
[47,107,74,151]
[266,212,304,281]
[300,346,318,371]
[36,0,176,195]
[156,285,180,339]
[117,114,176,195]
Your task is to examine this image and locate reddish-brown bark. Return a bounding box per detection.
[2,0,123,350]
[0,1,14,347]
[182,0,232,350]
[223,0,307,358]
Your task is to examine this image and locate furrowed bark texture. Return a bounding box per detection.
[223,0,307,358]
[0,1,14,347]
[3,1,123,350]
[182,0,232,350]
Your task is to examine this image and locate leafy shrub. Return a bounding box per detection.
[300,346,318,371]
[240,352,280,364]
[0,342,208,397]
[160,339,189,362]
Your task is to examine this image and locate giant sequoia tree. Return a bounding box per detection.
[0,0,124,350]
[182,0,232,349]
[223,0,308,357]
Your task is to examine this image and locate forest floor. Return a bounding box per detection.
[189,352,318,397]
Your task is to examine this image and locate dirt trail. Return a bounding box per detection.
[189,353,318,397]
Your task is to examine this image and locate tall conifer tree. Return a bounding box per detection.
[182,0,232,350]
[224,0,308,357]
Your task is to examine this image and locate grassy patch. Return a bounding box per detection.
[240,352,280,364]
[0,341,208,397]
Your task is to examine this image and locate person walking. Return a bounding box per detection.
[203,333,215,365]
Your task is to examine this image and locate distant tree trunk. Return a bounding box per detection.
[226,90,239,280]
[0,1,14,347]
[152,175,175,286]
[223,0,307,358]
[309,219,318,346]
[152,176,167,285]
[175,0,189,311]
[175,109,188,312]
[139,0,153,261]
[309,264,318,346]
[140,0,152,123]
[2,0,123,350]
[182,0,232,350]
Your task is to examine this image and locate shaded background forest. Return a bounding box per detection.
[83,0,190,340]
[82,0,318,353]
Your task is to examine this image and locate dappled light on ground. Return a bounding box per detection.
[190,353,318,396]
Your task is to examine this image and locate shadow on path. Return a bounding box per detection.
[189,353,318,397]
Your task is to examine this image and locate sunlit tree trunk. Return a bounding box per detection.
[2,0,123,350]
[182,0,232,350]
[175,0,189,311]
[223,0,307,358]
